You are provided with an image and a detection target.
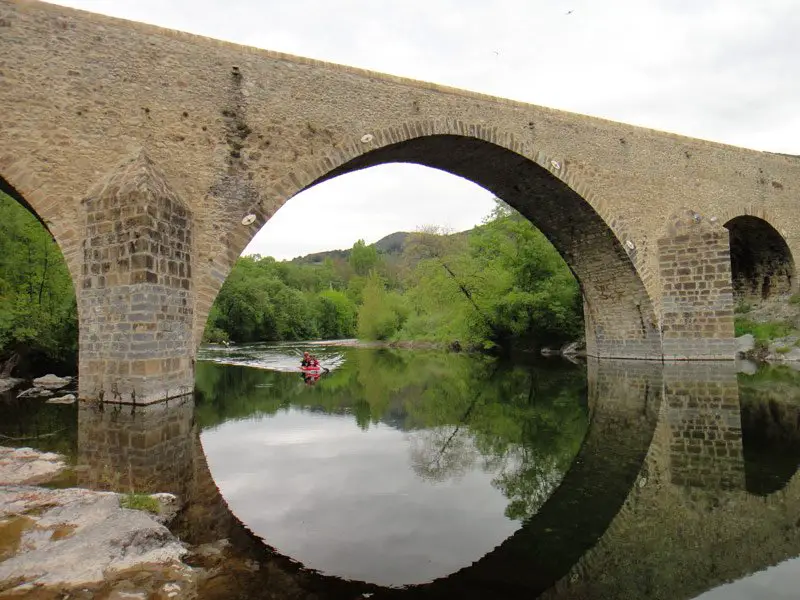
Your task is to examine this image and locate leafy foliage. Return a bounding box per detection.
[0,191,77,372]
[207,199,583,350]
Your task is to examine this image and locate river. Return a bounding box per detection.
[3,343,800,599]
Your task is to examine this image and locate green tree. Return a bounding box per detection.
[357,272,407,340]
[349,239,380,276]
[0,191,78,374]
[316,290,357,339]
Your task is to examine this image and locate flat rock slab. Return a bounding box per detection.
[0,485,190,591]
[31,374,72,391]
[46,393,76,405]
[0,446,66,485]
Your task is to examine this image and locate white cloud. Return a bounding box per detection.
[49,0,800,259]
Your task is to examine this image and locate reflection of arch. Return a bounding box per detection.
[724,215,795,301]
[202,122,662,360]
[187,359,662,598]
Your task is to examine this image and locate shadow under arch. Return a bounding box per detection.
[724,215,795,301]
[214,125,662,360]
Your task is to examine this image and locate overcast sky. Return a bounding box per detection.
[50,0,800,259]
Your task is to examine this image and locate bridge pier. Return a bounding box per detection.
[658,211,737,360]
[78,152,195,404]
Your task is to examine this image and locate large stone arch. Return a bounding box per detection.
[196,121,662,360]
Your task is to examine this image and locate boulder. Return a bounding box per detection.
[561,340,587,357]
[17,387,53,399]
[46,394,76,405]
[735,334,755,356]
[0,486,191,591]
[735,358,758,375]
[0,378,23,394]
[0,446,66,485]
[32,374,72,391]
[767,345,800,362]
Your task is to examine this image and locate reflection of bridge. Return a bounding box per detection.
[3,1,800,402]
[75,361,800,599]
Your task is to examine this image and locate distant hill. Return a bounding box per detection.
[291,231,411,265]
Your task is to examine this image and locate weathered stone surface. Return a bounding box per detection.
[0,446,66,485]
[1,0,799,375]
[561,340,587,357]
[0,378,23,394]
[32,374,72,390]
[735,358,758,375]
[736,334,756,355]
[46,393,77,404]
[0,485,189,590]
[767,345,800,362]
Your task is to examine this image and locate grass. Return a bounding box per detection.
[734,318,795,343]
[119,493,160,515]
[734,300,753,314]
[775,346,792,354]
[790,294,800,305]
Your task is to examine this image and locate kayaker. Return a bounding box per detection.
[301,352,311,367]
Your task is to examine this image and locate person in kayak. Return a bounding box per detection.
[301,352,311,368]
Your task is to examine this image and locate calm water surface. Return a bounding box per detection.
[196,344,588,586]
[4,344,800,599]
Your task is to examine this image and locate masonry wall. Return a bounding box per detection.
[658,212,736,360]
[78,152,195,403]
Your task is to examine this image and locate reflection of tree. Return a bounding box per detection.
[195,347,589,521]
[409,426,479,482]
[491,448,564,520]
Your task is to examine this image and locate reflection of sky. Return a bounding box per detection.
[201,408,521,586]
[693,557,800,599]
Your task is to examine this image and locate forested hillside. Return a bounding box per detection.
[205,200,583,352]
[0,191,78,376]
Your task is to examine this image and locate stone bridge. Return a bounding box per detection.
[2,0,800,401]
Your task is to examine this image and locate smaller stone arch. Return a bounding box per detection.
[723,215,795,303]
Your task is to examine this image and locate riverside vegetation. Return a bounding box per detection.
[0,191,78,377]
[202,200,583,353]
[0,192,582,378]
[5,186,800,372]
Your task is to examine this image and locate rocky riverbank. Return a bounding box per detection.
[0,446,198,598]
[0,374,76,406]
